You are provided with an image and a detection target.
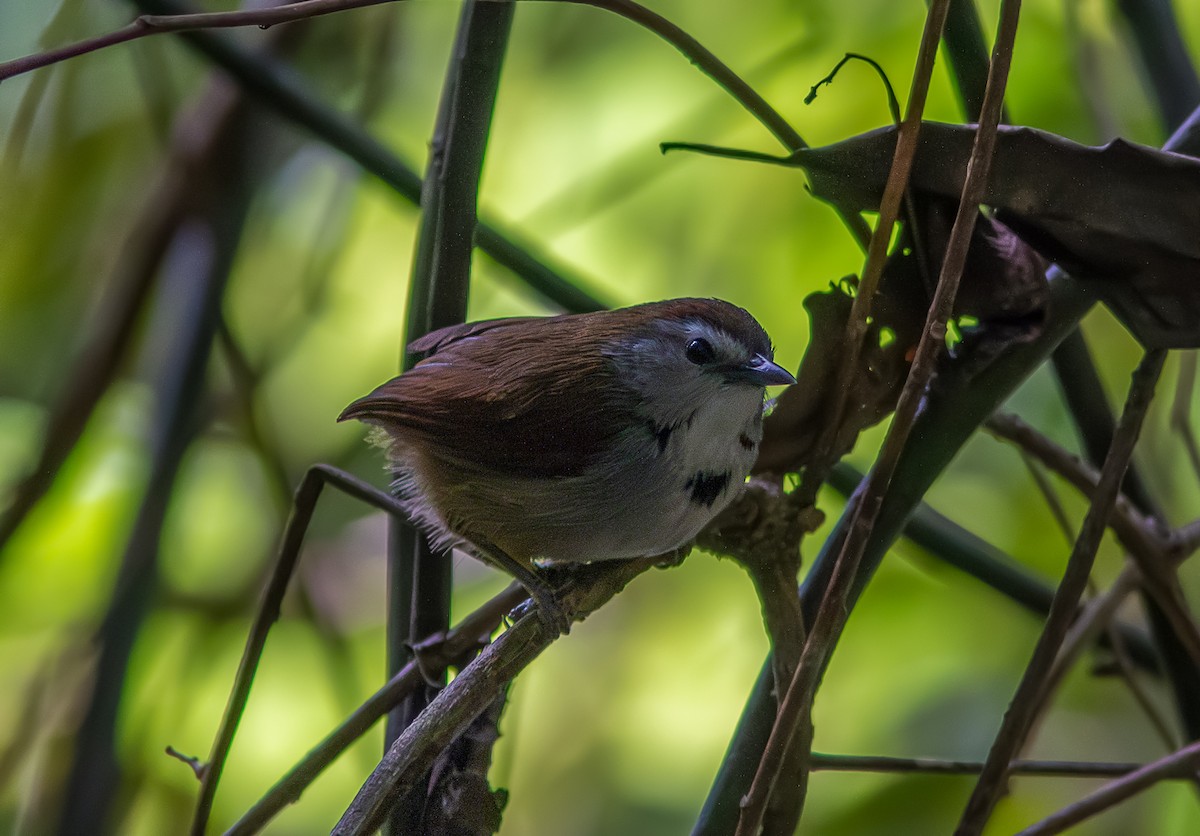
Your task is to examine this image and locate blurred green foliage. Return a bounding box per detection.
[1,1,1199,834]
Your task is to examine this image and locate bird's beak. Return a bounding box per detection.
[728,354,796,386]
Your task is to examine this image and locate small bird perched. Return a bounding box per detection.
[340,297,794,633]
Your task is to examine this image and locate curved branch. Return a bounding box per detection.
[0,0,392,80]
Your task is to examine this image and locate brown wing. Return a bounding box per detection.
[407,317,544,355]
[340,313,639,479]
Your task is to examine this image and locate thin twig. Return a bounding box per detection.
[0,0,394,80]
[190,465,428,836]
[61,86,260,830]
[954,348,1168,835]
[1017,451,1076,544]
[986,413,1200,675]
[805,52,901,124]
[1039,564,1183,759]
[559,0,870,249]
[1170,517,1200,557]
[825,463,1161,672]
[3,0,874,252]
[0,74,246,557]
[735,3,1018,833]
[1044,567,1141,710]
[1170,352,1200,487]
[165,746,207,781]
[988,417,1195,748]
[129,0,609,314]
[561,0,803,150]
[985,414,1158,555]
[225,584,525,835]
[1015,738,1200,836]
[795,0,959,504]
[810,753,1151,779]
[1101,598,1182,753]
[331,557,657,835]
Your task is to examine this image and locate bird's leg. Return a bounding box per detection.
[652,542,693,569]
[470,538,572,637]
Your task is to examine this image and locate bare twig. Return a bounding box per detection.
[59,65,264,829]
[1170,352,1200,487]
[562,0,802,149]
[4,0,873,255]
[1016,451,1075,543]
[810,753,1151,779]
[795,0,958,505]
[190,465,429,836]
[0,0,393,80]
[225,585,525,835]
[332,557,657,835]
[0,73,247,557]
[986,413,1200,675]
[954,348,1168,835]
[1040,564,1181,756]
[986,414,1159,555]
[558,0,871,250]
[1101,600,1182,753]
[1046,568,1140,697]
[735,2,1019,833]
[805,52,901,123]
[165,746,207,781]
[1015,739,1200,835]
[1171,517,1200,557]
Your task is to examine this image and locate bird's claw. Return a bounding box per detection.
[510,587,571,637]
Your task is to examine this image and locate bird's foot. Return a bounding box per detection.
[510,580,571,637]
[653,543,693,569]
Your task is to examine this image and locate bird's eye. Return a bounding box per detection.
[685,337,716,365]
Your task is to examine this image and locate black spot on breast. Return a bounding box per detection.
[685,471,731,508]
[647,420,673,454]
[738,433,755,451]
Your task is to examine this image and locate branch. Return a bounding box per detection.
[736,2,1018,832]
[1015,738,1200,835]
[985,414,1161,557]
[954,349,1168,834]
[332,557,656,834]
[0,0,393,80]
[986,413,1200,675]
[795,0,956,503]
[190,465,428,836]
[224,584,525,834]
[810,753,1151,779]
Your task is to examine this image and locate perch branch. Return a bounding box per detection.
[223,584,525,835]
[332,557,657,834]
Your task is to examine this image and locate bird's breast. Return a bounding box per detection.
[401,387,766,565]
[555,386,764,560]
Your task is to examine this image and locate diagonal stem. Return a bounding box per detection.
[795,0,953,503]
[331,557,657,835]
[1015,738,1200,836]
[223,583,525,835]
[190,465,420,836]
[735,2,1020,833]
[954,348,1168,834]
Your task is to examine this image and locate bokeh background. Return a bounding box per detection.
[2,1,1200,833]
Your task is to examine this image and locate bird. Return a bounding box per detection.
[339,297,795,634]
